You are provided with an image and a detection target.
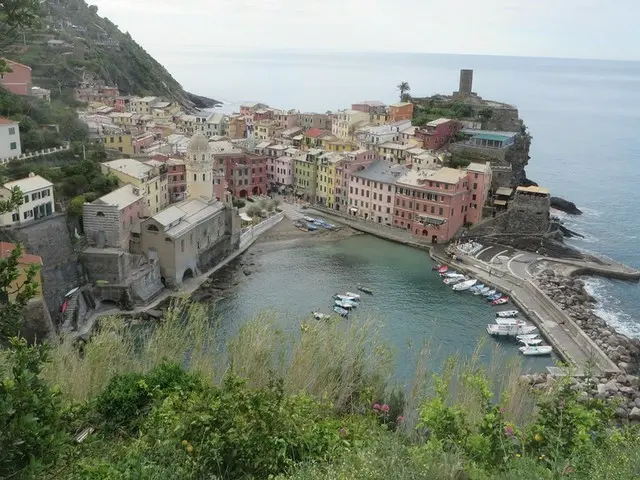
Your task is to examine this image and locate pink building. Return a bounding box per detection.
[415,118,462,150]
[215,152,269,198]
[392,163,491,243]
[335,149,377,211]
[273,155,294,186]
[83,184,146,250]
[0,58,32,96]
[115,96,133,113]
[212,168,228,201]
[167,158,186,202]
[272,109,299,129]
[348,160,408,224]
[132,133,156,154]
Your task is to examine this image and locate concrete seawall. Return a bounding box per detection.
[430,247,620,376]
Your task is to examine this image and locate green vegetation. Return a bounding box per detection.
[2,294,640,479]
[397,81,411,102]
[412,100,477,126]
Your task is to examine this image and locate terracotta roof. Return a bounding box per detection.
[0,117,17,125]
[0,242,43,265]
[304,128,325,138]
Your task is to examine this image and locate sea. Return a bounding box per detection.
[158,48,640,341]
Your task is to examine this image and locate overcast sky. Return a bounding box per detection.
[92,0,634,61]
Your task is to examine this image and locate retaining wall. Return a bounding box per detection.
[240,212,284,249]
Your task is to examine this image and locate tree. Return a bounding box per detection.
[258,199,268,211]
[0,1,42,73]
[266,200,276,213]
[478,107,494,124]
[245,204,262,222]
[397,82,410,101]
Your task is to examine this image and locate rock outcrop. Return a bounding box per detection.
[550,197,583,215]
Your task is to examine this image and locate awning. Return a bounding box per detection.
[495,187,513,196]
[418,215,446,226]
[349,207,358,213]
[494,200,507,206]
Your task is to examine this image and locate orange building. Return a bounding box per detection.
[0,242,42,301]
[388,102,414,123]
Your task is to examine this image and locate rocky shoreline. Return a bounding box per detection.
[522,271,640,421]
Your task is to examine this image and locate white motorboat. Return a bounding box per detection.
[516,334,539,341]
[519,344,553,356]
[444,276,467,285]
[452,279,477,291]
[303,215,315,222]
[334,294,358,302]
[495,318,527,326]
[344,292,361,300]
[474,287,490,296]
[518,337,543,346]
[487,324,537,337]
[312,312,330,320]
[483,289,497,297]
[496,310,519,318]
[442,272,464,278]
[469,283,485,292]
[335,299,356,309]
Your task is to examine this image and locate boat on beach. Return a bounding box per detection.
[486,293,502,301]
[487,324,537,337]
[496,310,519,318]
[303,215,315,222]
[357,285,373,294]
[335,299,356,309]
[452,279,477,291]
[432,264,442,271]
[333,306,349,317]
[305,223,318,231]
[492,297,510,306]
[312,312,330,320]
[519,344,553,356]
[442,272,464,278]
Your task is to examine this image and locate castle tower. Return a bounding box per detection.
[458,69,473,95]
[186,133,214,200]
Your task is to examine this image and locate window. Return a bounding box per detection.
[31,192,40,201]
[472,194,476,201]
[8,127,15,135]
[42,189,50,197]
[96,211,105,217]
[473,183,478,189]
[23,195,29,203]
[439,207,443,215]
[181,239,184,252]
[147,224,159,232]
[203,173,206,181]
[11,213,18,222]
[23,210,32,219]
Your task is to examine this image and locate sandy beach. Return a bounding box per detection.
[254,216,362,250]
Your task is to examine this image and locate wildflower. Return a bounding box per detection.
[186,444,194,453]
[534,433,543,442]
[381,404,390,412]
[516,454,521,458]
[373,403,381,410]
[181,440,188,446]
[499,407,505,413]
[504,425,514,436]
[563,465,574,475]
[397,415,404,423]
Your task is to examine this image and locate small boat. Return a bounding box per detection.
[519,344,553,356]
[453,279,477,291]
[333,306,349,317]
[518,337,543,346]
[487,324,537,337]
[442,272,464,278]
[516,334,539,341]
[487,292,503,301]
[495,318,526,326]
[474,287,490,296]
[438,265,448,273]
[444,276,467,285]
[357,285,373,294]
[492,297,509,306]
[335,299,356,309]
[306,223,318,231]
[432,264,442,271]
[345,292,361,300]
[312,311,330,320]
[469,283,485,292]
[334,294,359,302]
[483,289,497,297]
[496,310,519,318]
[303,215,315,222]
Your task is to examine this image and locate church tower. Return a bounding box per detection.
[186,133,214,200]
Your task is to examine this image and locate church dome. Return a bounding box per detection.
[188,132,209,153]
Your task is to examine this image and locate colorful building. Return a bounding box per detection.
[294,148,322,202]
[302,128,331,149]
[375,142,410,164]
[0,242,43,301]
[114,95,134,113]
[316,152,343,208]
[298,113,332,131]
[0,117,21,161]
[0,58,32,96]
[334,149,377,211]
[348,160,407,224]
[331,109,370,140]
[166,158,187,202]
[227,115,246,139]
[213,151,269,198]
[0,174,54,225]
[388,102,414,123]
[102,133,134,155]
[415,118,462,150]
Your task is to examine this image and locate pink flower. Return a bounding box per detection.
[373,403,381,410]
[499,407,505,413]
[381,404,390,412]
[504,425,514,436]
[397,415,404,423]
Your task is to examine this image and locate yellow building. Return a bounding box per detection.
[101,158,169,215]
[323,139,357,153]
[331,109,370,140]
[103,134,134,155]
[109,112,135,127]
[255,119,279,140]
[316,152,343,208]
[371,111,389,126]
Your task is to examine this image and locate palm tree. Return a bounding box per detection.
[397,82,410,101]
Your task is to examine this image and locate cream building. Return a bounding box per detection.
[186,133,214,200]
[331,109,370,141]
[0,173,54,225]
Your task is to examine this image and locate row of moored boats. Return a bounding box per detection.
[310,284,374,320]
[435,264,552,356]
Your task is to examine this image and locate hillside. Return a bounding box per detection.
[3,0,219,110]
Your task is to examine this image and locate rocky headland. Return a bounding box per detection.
[522,271,640,422]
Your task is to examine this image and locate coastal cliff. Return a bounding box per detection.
[3,0,219,110]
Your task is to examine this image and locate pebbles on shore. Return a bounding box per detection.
[521,271,640,421]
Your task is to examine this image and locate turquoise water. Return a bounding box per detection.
[160,50,640,336]
[214,235,554,384]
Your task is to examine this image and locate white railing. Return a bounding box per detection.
[240,212,284,248]
[2,142,71,163]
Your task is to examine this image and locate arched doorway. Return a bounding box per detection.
[239,189,248,198]
[252,186,261,195]
[422,229,428,236]
[182,268,194,282]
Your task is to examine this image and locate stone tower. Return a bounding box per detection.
[458,69,473,95]
[186,133,214,200]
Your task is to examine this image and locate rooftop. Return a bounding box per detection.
[143,159,164,168]
[516,185,550,195]
[138,96,158,103]
[93,183,142,210]
[390,102,412,108]
[256,141,272,149]
[167,158,185,166]
[495,187,514,197]
[466,162,492,174]
[352,159,409,184]
[353,100,385,107]
[151,101,171,109]
[471,133,515,142]
[397,167,467,187]
[378,142,408,151]
[0,117,17,125]
[461,128,518,138]
[151,198,225,238]
[427,118,453,127]
[304,127,325,138]
[209,141,242,154]
[3,174,53,193]
[102,159,154,180]
[0,242,42,266]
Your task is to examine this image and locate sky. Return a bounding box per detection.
[92,0,635,61]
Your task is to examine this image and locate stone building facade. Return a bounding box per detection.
[504,186,551,234]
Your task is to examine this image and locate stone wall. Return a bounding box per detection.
[197,235,234,273]
[505,192,550,234]
[0,214,85,321]
[21,298,55,342]
[83,203,119,247]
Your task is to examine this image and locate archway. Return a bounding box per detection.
[239,189,248,198]
[252,186,261,195]
[182,268,194,282]
[422,229,428,236]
